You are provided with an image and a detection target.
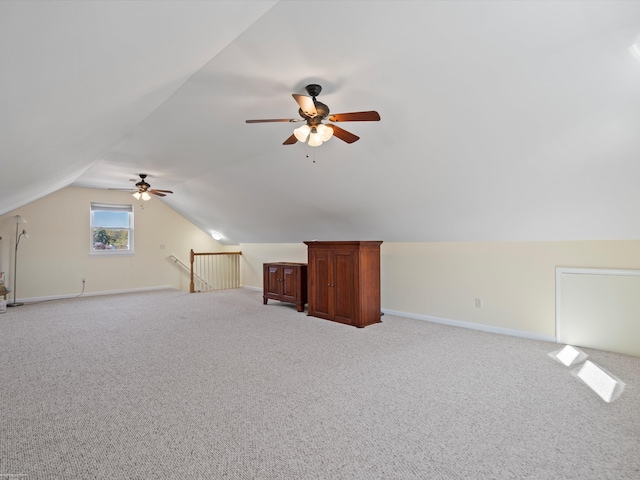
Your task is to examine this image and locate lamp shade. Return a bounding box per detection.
[133,192,142,200]
[293,124,311,142]
[308,127,324,147]
[141,192,151,201]
[316,124,333,142]
[12,215,27,224]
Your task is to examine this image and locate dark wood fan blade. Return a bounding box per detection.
[328,111,381,122]
[283,133,298,145]
[246,118,301,123]
[150,191,167,197]
[329,124,359,144]
[292,94,317,117]
[150,189,173,194]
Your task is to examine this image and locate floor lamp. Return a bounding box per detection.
[7,214,28,307]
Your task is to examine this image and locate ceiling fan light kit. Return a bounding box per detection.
[246,84,380,146]
[133,191,151,201]
[295,124,333,145]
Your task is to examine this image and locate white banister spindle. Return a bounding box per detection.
[189,251,242,292]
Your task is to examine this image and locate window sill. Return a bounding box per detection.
[89,250,135,257]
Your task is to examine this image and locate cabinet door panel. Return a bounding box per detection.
[333,252,354,324]
[266,266,281,296]
[311,251,332,318]
[281,266,298,302]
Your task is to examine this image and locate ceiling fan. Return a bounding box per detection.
[245,84,380,146]
[111,174,173,201]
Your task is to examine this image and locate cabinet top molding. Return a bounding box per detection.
[263,262,307,266]
[304,240,383,246]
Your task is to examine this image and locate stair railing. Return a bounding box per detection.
[189,249,242,293]
[169,254,212,290]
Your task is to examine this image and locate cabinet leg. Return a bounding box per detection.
[296,303,304,312]
[263,297,268,305]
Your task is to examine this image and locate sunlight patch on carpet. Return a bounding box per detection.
[573,360,625,403]
[548,345,587,367]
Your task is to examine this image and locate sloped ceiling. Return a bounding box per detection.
[2,1,640,245]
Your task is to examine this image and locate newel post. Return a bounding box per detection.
[189,249,195,293]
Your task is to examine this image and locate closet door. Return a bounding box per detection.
[557,268,640,357]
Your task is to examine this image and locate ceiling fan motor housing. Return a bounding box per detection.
[135,174,150,191]
[301,84,329,125]
[299,101,330,125]
[305,84,322,97]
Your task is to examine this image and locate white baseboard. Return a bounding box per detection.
[381,308,556,343]
[21,285,176,304]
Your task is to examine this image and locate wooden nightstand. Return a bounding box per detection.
[263,262,308,312]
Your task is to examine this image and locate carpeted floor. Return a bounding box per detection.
[1,288,639,479]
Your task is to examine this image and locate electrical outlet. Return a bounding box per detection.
[475,298,483,308]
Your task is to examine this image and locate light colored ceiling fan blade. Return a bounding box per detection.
[292,94,317,117]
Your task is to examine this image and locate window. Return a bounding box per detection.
[90,203,134,254]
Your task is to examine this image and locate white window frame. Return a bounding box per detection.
[90,203,134,255]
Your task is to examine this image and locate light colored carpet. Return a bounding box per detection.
[1,288,639,479]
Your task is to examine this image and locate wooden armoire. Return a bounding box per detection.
[304,241,382,328]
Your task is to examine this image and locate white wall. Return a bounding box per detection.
[0,186,228,300]
[240,240,640,341]
[240,242,307,291]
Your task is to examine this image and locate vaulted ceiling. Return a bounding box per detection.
[2,1,640,245]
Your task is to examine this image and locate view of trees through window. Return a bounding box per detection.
[92,228,129,250]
